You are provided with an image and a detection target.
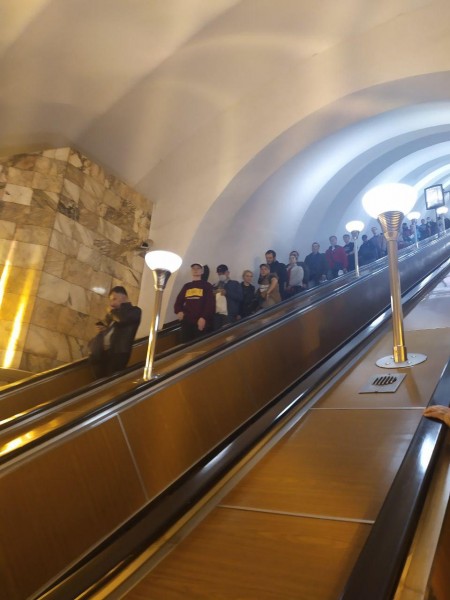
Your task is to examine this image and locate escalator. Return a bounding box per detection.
[1,235,450,599]
[0,236,436,429]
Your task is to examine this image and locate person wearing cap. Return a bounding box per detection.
[213,264,243,330]
[174,263,215,342]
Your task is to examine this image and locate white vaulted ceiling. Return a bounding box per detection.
[1,0,450,322]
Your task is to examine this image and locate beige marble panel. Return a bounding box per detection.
[5,167,34,187]
[0,266,41,296]
[33,297,89,340]
[96,217,121,244]
[34,156,67,178]
[25,323,73,363]
[68,150,83,168]
[77,244,102,271]
[89,272,113,297]
[0,319,29,352]
[32,171,64,193]
[58,196,80,221]
[62,257,95,289]
[134,207,152,236]
[54,213,75,238]
[43,248,65,278]
[0,220,16,240]
[15,224,52,246]
[0,203,27,225]
[121,266,140,288]
[37,272,90,314]
[79,189,99,214]
[64,163,85,187]
[102,189,122,210]
[73,221,96,248]
[89,292,110,322]
[119,235,141,256]
[31,297,63,329]
[78,208,100,232]
[3,183,33,206]
[0,336,28,369]
[32,189,59,210]
[0,292,36,323]
[84,161,107,186]
[127,251,145,273]
[62,179,81,203]
[43,147,70,161]
[0,239,16,264]
[56,305,90,339]
[27,204,57,228]
[111,179,143,204]
[67,334,87,361]
[83,174,104,200]
[100,255,126,280]
[0,240,47,269]
[50,229,79,257]
[0,348,24,371]
[21,351,65,372]
[4,154,37,170]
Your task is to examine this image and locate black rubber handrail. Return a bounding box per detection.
[340,364,450,600]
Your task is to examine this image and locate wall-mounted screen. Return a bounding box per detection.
[424,184,444,210]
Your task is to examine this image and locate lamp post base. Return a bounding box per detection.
[375,353,427,368]
[134,373,161,384]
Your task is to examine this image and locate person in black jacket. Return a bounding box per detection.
[265,250,288,299]
[358,234,378,266]
[213,264,243,329]
[89,286,142,378]
[304,242,328,287]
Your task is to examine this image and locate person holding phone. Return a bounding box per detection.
[88,286,142,378]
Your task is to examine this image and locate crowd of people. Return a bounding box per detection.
[173,215,449,343]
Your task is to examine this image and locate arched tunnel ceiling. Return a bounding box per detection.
[1,0,450,320]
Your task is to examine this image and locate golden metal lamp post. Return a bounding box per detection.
[345,220,364,277]
[362,183,427,368]
[143,250,182,381]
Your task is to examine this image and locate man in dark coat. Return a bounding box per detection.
[265,249,288,299]
[89,285,142,378]
[304,242,328,287]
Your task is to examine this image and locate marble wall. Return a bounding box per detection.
[0,148,152,373]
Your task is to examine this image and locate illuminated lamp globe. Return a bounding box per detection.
[437,206,448,215]
[345,220,364,233]
[362,183,416,218]
[407,211,421,221]
[145,250,182,273]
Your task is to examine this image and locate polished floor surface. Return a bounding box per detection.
[119,278,450,599]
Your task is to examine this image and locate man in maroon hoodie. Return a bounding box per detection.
[325,235,348,279]
[174,263,215,343]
